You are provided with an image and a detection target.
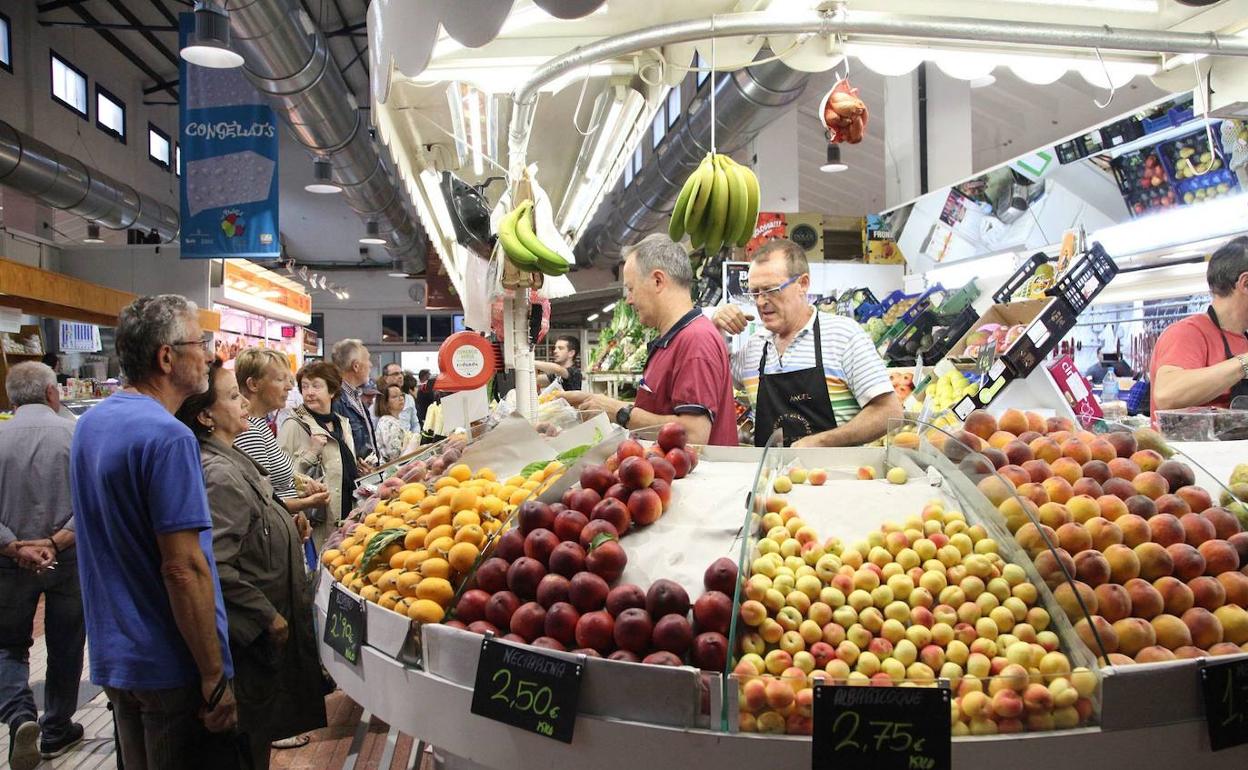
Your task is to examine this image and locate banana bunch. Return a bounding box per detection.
[669,153,759,254]
[498,200,569,276]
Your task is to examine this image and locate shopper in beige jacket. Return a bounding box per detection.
[278,362,357,549]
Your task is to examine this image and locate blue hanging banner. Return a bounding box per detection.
[178,13,280,259]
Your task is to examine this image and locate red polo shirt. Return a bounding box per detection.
[1150,311,1248,415]
[636,309,739,446]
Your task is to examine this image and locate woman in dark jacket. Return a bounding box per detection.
[176,363,327,769]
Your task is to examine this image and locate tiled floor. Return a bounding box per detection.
[2,600,427,770]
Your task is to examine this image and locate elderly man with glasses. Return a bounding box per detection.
[713,239,901,447]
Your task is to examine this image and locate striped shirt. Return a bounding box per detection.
[233,416,298,499]
[733,307,894,427]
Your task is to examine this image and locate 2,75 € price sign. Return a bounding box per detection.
[323,583,365,666]
[1201,656,1248,751]
[812,684,950,770]
[470,636,583,743]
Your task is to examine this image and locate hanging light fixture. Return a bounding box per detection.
[820,143,847,173]
[83,223,104,243]
[305,158,341,194]
[180,3,244,69]
[360,219,387,245]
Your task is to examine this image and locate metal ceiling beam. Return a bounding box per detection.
[38,20,177,31]
[144,79,179,95]
[100,0,180,65]
[37,0,86,12]
[144,0,180,26]
[68,4,178,100]
[328,0,369,79]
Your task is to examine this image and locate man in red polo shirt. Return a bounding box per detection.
[566,235,738,446]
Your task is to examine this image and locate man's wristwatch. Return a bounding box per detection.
[615,405,634,429]
[1238,353,1248,379]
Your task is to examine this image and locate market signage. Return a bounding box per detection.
[470,635,583,743]
[178,14,280,260]
[812,684,950,770]
[221,262,312,324]
[1201,657,1248,751]
[58,321,101,353]
[324,582,366,666]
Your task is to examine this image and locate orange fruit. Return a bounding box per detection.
[396,571,422,597]
[403,549,430,571]
[450,488,479,512]
[448,464,472,483]
[434,476,460,492]
[389,550,412,570]
[420,557,451,580]
[452,510,481,528]
[448,542,480,573]
[321,548,342,566]
[424,524,454,547]
[404,528,428,551]
[417,577,454,606]
[408,599,445,624]
[399,484,427,504]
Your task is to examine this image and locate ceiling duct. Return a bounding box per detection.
[0,119,180,242]
[575,57,810,264]
[228,0,426,272]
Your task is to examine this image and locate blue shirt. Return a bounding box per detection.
[70,392,233,690]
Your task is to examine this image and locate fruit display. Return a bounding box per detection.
[1221,463,1248,530]
[924,367,979,417]
[889,371,914,400]
[1112,150,1176,217]
[772,464,830,492]
[954,409,1248,663]
[589,301,655,373]
[498,199,570,276]
[963,323,1027,359]
[732,495,1097,736]
[321,460,568,623]
[669,153,760,255]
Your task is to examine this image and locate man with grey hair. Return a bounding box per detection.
[331,338,377,468]
[1151,236,1248,414]
[70,294,240,769]
[0,363,82,769]
[566,234,738,445]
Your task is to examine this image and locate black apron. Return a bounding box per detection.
[1207,305,1248,402]
[754,314,838,447]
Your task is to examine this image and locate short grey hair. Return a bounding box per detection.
[754,238,810,278]
[623,234,692,288]
[6,361,57,407]
[116,294,198,384]
[1207,236,1248,297]
[331,338,368,372]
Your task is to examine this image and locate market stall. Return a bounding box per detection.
[212,260,312,370]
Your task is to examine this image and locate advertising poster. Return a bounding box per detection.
[178,14,280,259]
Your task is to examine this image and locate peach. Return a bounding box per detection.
[1054,580,1098,619]
[999,409,1029,436]
[1134,542,1175,581]
[1034,548,1076,588]
[1081,460,1111,484]
[1131,449,1164,472]
[1136,645,1178,663]
[1190,576,1227,612]
[1094,583,1132,622]
[1061,439,1092,465]
[1086,517,1123,551]
[1123,578,1163,619]
[999,498,1040,533]
[1217,571,1248,607]
[1153,577,1195,616]
[1105,431,1138,458]
[964,411,999,441]
[1067,496,1102,525]
[1004,441,1035,467]
[1131,472,1169,501]
[1173,646,1209,659]
[1157,495,1193,519]
[1056,522,1093,554]
[1105,653,1136,666]
[1030,437,1062,464]
[1097,495,1130,522]
[1103,478,1138,502]
[1203,508,1242,540]
[978,476,1017,507]
[1148,514,1186,547]
[1017,522,1058,559]
[1231,532,1248,565]
[1112,617,1157,657]
[1047,416,1075,433]
[1115,515,1150,549]
[1071,478,1104,499]
[1026,411,1046,434]
[1181,607,1224,649]
[1181,513,1216,547]
[1177,486,1213,514]
[1167,543,1207,582]
[981,447,1008,470]
[1104,544,1141,583]
[989,431,1019,450]
[1107,457,1142,481]
[1022,460,1054,484]
[1051,457,1083,485]
[1151,613,1194,650]
[1213,605,1248,645]
[1038,502,1072,530]
[1125,495,1158,521]
[1042,476,1075,505]
[1199,540,1240,575]
[1157,460,1197,492]
[1075,616,1118,654]
[999,465,1032,489]
[1088,438,1117,463]
[1073,550,1111,587]
[1209,642,1244,656]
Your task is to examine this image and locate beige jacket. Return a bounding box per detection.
[278,406,356,546]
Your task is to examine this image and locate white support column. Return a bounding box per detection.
[923,67,974,192]
[753,109,801,213]
[883,70,922,209]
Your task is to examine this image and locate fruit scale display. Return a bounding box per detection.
[312,407,1248,768]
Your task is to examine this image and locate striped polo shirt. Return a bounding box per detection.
[733,307,894,426]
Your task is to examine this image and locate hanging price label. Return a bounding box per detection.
[323,583,365,666]
[470,636,583,743]
[1201,657,1248,751]
[812,684,950,770]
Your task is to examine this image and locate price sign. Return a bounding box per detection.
[1201,657,1248,751]
[813,685,950,770]
[323,583,365,665]
[470,636,583,743]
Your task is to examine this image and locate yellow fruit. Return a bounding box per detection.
[389,501,413,518]
[450,489,478,513]
[408,599,445,624]
[364,513,382,528]
[360,585,382,603]
[381,517,406,531]
[396,571,422,597]
[367,567,386,585]
[482,519,502,536]
[333,564,352,581]
[379,568,404,591]
[509,488,531,506]
[428,536,455,555]
[373,501,390,515]
[399,484,427,504]
[504,475,526,487]
[349,578,365,594]
[434,476,460,491]
[427,507,453,529]
[418,496,439,514]
[453,510,481,529]
[345,545,365,562]
[321,548,342,566]
[379,590,400,610]
[449,542,481,573]
[480,495,507,515]
[404,528,428,551]
[329,555,346,570]
[417,577,455,606]
[455,524,485,547]
[394,597,413,616]
[389,550,412,570]
[421,557,451,579]
[522,480,540,492]
[476,468,497,482]
[403,549,430,571]
[546,461,563,475]
[448,464,472,483]
[380,543,403,564]
[354,526,376,540]
[424,524,454,547]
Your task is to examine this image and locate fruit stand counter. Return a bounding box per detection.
[1171,440,1248,496]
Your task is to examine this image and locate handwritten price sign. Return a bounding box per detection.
[470,636,583,743]
[813,685,950,770]
[1201,657,1248,751]
[323,583,365,665]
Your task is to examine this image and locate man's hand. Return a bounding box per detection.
[294,513,312,542]
[713,305,754,335]
[791,434,823,449]
[199,677,238,733]
[16,544,56,572]
[580,394,626,419]
[268,613,290,647]
[560,390,591,408]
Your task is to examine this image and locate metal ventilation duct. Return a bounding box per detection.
[0,119,180,242]
[228,0,425,271]
[575,58,809,264]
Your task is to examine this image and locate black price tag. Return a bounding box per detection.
[470,636,583,743]
[1201,657,1248,751]
[323,582,365,666]
[813,685,950,770]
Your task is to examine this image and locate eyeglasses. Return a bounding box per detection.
[171,337,210,353]
[737,275,801,301]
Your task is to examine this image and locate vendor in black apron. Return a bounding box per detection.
[1150,236,1248,415]
[713,239,903,448]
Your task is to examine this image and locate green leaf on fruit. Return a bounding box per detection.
[360,528,408,573]
[556,444,591,465]
[588,531,618,552]
[520,460,549,477]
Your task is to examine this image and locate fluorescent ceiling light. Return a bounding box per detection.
[602,302,616,312]
[388,271,408,278]
[586,313,599,322]
[1092,192,1248,257]
[466,86,485,176]
[360,220,388,245]
[181,3,244,69]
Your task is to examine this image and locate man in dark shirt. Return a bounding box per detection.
[566,235,738,446]
[330,338,377,468]
[536,335,582,392]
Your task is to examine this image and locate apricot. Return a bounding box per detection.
[1037,502,1072,530]
[1123,578,1163,619]
[1134,542,1175,581]
[989,431,1019,450]
[999,409,1029,436]
[1213,605,1248,645]
[1147,514,1186,547]
[1153,576,1195,616]
[1181,607,1224,649]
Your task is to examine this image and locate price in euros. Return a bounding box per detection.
[491,669,560,719]
[832,712,925,754]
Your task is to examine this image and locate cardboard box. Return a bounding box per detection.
[945,298,1050,360]
[1048,355,1104,425]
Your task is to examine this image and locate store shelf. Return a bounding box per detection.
[1104,116,1216,160]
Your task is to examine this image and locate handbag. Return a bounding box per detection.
[291,416,329,525]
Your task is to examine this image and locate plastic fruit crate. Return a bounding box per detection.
[1047,242,1119,315]
[993,252,1051,304]
[885,304,980,367]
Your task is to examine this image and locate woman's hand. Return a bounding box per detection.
[310,434,328,451]
[268,613,290,647]
[293,513,312,542]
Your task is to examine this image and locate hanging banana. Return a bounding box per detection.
[499,199,569,276]
[667,152,761,254]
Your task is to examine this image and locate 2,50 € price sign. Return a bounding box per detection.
[470,636,583,743]
[1201,656,1248,751]
[812,685,950,770]
[323,583,365,665]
